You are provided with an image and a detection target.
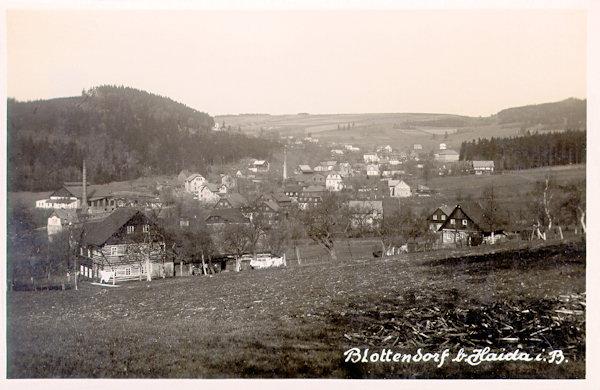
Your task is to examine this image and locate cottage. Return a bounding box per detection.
[427,205,454,232]
[197,183,221,204]
[439,202,489,246]
[326,173,344,192]
[184,174,207,194]
[78,208,171,284]
[472,160,495,175]
[388,179,411,198]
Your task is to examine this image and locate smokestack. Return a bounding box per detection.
[283,147,287,181]
[82,159,88,214]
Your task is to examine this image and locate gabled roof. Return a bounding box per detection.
[216,193,248,208]
[298,165,313,172]
[263,200,280,212]
[267,192,292,203]
[201,183,220,193]
[435,149,459,156]
[440,201,488,232]
[388,179,410,188]
[81,208,144,246]
[302,185,326,193]
[437,204,454,216]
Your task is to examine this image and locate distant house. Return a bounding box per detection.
[296,165,314,175]
[214,193,249,210]
[363,153,380,163]
[326,173,344,192]
[377,145,393,154]
[427,205,454,232]
[413,144,423,150]
[388,179,411,198]
[331,149,344,156]
[78,208,171,284]
[348,200,383,229]
[439,202,489,246]
[366,164,380,178]
[284,185,302,202]
[197,183,221,204]
[47,209,79,238]
[472,160,495,175]
[249,160,270,173]
[184,174,207,194]
[263,192,293,209]
[298,185,325,209]
[434,149,460,162]
[439,143,447,150]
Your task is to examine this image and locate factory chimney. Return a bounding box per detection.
[283,147,287,181]
[82,159,88,214]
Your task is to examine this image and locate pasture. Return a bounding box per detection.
[7,239,585,378]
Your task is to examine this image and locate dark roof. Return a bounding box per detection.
[205,208,249,224]
[81,208,144,246]
[216,193,248,208]
[457,201,487,228]
[269,192,292,203]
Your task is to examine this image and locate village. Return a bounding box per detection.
[25,130,565,290]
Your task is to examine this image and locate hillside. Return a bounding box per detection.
[7,86,279,191]
[495,97,586,129]
[216,98,586,152]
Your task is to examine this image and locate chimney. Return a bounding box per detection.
[82,159,88,214]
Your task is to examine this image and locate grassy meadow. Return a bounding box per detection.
[7,239,585,378]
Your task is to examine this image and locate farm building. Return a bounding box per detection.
[363,153,380,163]
[205,208,250,225]
[77,208,172,284]
[249,160,270,173]
[36,184,115,213]
[472,160,495,175]
[434,149,460,162]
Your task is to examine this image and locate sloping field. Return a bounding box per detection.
[7,239,585,378]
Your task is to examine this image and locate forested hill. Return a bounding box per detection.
[8,85,279,191]
[494,98,586,129]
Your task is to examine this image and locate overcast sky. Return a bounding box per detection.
[6,8,587,117]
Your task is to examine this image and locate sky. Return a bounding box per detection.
[5,6,587,117]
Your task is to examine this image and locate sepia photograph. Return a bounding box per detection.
[2,0,595,386]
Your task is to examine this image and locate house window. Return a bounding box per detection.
[127,225,134,234]
[462,219,468,226]
[441,215,446,220]
[450,219,455,225]
[143,224,149,233]
[111,247,118,256]
[433,215,438,220]
[125,267,131,276]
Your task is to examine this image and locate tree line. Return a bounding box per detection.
[459,130,586,171]
[8,85,280,191]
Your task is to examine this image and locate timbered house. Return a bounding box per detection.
[427,205,454,232]
[439,202,489,246]
[78,208,171,284]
